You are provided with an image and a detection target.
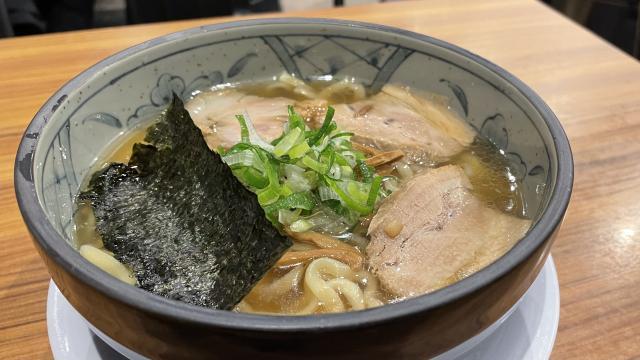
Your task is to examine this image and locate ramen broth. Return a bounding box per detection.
[74,78,528,315]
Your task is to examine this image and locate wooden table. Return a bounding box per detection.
[1,0,639,358]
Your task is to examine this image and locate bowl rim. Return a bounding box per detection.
[14,17,573,332]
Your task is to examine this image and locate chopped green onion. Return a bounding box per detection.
[257,187,280,206]
[357,159,375,182]
[278,208,301,225]
[222,150,253,167]
[236,112,275,152]
[280,183,293,197]
[302,155,328,174]
[382,175,399,192]
[234,167,268,189]
[226,104,390,228]
[307,106,335,146]
[324,177,371,215]
[289,219,313,232]
[284,164,313,192]
[287,105,306,131]
[328,163,341,179]
[318,185,341,202]
[288,141,310,159]
[325,149,336,175]
[263,191,316,214]
[340,165,353,179]
[302,171,319,188]
[331,131,354,139]
[273,127,302,157]
[235,114,250,143]
[332,152,349,167]
[340,151,357,167]
[367,176,383,207]
[222,150,264,172]
[346,181,369,204]
[283,163,304,176]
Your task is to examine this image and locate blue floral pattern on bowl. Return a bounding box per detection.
[25,24,551,243]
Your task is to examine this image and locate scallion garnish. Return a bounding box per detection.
[220,105,391,232]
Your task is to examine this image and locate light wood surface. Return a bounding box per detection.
[1,0,639,358]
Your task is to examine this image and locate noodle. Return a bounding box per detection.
[237,255,385,314]
[292,293,320,315]
[304,258,353,312]
[318,79,366,103]
[327,278,365,311]
[277,72,317,99]
[358,270,385,308]
[274,72,368,103]
[260,265,305,301]
[79,245,136,285]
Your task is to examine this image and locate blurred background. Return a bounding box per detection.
[0,0,638,59]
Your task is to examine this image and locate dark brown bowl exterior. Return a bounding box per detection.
[34,229,556,359]
[15,19,573,360]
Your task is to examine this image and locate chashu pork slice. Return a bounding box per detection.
[187,85,475,162]
[299,85,476,163]
[186,89,290,149]
[366,165,530,298]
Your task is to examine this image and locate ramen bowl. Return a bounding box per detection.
[15,18,572,359]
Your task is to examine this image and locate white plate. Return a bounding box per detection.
[47,257,559,359]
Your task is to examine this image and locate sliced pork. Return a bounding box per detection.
[366,165,530,298]
[186,89,290,149]
[300,85,476,163]
[189,85,475,164]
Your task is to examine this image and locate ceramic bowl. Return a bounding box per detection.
[15,18,572,359]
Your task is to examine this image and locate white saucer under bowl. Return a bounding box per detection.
[47,257,559,359]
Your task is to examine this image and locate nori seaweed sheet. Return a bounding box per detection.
[79,96,292,310]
